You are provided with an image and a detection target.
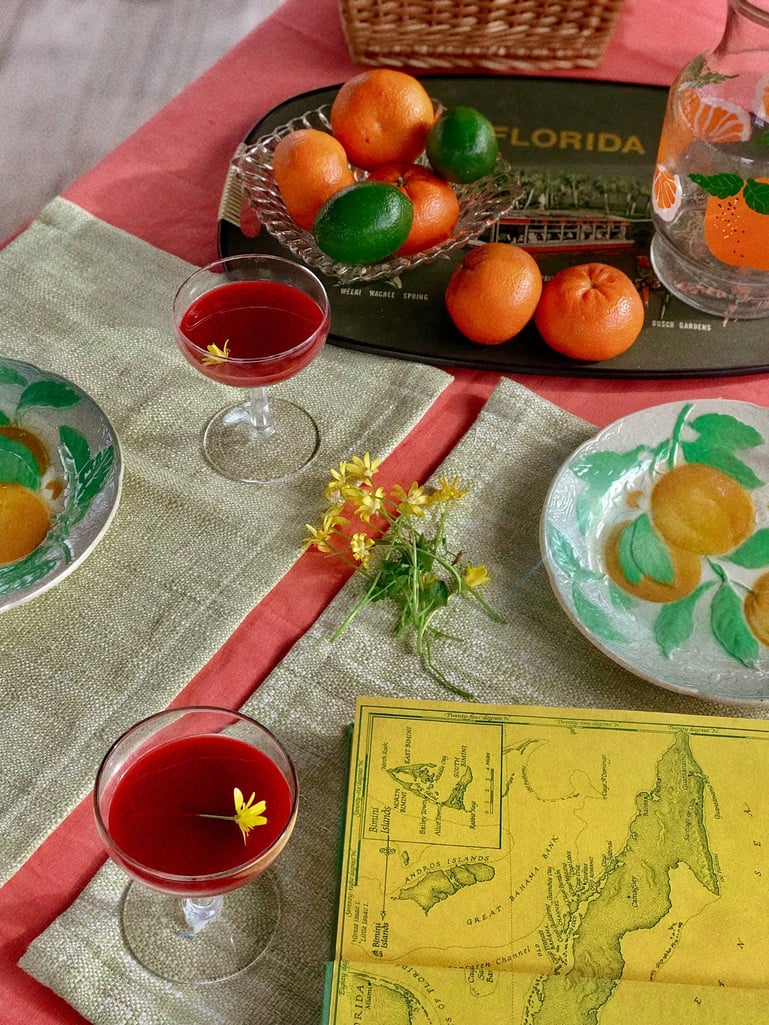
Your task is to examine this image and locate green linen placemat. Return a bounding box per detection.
[0,197,450,885]
[22,377,764,1025]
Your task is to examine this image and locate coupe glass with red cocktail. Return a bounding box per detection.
[172,254,330,483]
[94,707,298,983]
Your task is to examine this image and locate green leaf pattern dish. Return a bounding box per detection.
[540,400,769,705]
[0,358,122,611]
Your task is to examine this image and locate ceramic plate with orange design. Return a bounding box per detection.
[541,399,769,704]
[0,358,122,611]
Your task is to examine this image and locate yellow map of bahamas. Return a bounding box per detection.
[322,698,769,1024]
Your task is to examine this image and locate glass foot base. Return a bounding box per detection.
[650,231,769,320]
[202,397,320,483]
[120,872,280,984]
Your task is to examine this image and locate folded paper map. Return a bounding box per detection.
[322,697,769,1024]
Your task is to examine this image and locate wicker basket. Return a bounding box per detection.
[338,0,625,72]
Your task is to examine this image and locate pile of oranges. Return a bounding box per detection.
[445,245,646,362]
[270,67,645,363]
[272,69,498,265]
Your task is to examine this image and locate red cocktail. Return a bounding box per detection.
[103,732,294,894]
[177,279,326,387]
[172,254,330,483]
[94,707,298,983]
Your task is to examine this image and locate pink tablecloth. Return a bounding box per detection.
[3,0,768,1022]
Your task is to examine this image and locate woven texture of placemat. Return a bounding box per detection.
[21,376,765,1025]
[0,197,450,885]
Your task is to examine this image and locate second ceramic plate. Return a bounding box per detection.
[541,399,769,705]
[0,358,122,611]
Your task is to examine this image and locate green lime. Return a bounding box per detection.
[426,106,499,184]
[313,181,413,264]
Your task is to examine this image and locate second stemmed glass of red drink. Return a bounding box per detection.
[94,706,298,983]
[173,254,330,483]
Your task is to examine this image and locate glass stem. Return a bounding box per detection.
[181,894,224,936]
[248,387,276,437]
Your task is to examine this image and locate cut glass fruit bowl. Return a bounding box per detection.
[232,104,522,285]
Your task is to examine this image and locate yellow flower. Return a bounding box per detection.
[303,522,335,552]
[303,507,348,552]
[345,453,382,487]
[464,564,491,588]
[233,788,267,845]
[351,485,386,523]
[428,475,469,505]
[392,482,428,518]
[350,531,374,567]
[202,339,230,366]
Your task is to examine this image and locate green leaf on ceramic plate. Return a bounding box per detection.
[689,172,743,198]
[0,435,40,490]
[689,412,764,451]
[654,581,714,658]
[546,525,589,581]
[0,411,10,426]
[16,380,81,414]
[572,582,626,644]
[628,512,675,585]
[58,426,116,526]
[59,424,91,472]
[0,543,58,594]
[681,440,763,490]
[569,446,647,487]
[575,486,606,534]
[0,364,27,388]
[617,520,643,585]
[711,581,759,667]
[608,581,635,610]
[727,528,769,569]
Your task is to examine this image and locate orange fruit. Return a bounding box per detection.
[745,571,769,645]
[534,263,644,362]
[703,178,769,271]
[445,243,542,345]
[272,128,355,231]
[0,483,50,565]
[330,69,435,170]
[650,463,754,556]
[368,163,460,255]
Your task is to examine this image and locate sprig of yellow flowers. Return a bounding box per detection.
[303,454,504,698]
[199,787,267,845]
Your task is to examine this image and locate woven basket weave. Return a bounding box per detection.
[338,0,624,72]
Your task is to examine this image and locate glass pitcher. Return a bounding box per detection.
[650,0,769,319]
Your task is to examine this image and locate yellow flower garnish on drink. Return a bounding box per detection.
[233,787,267,844]
[202,339,231,365]
[198,786,267,844]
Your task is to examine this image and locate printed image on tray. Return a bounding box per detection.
[0,358,122,611]
[220,76,769,378]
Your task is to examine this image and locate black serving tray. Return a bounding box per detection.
[219,77,769,379]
